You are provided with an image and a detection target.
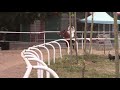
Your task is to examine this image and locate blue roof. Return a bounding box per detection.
[80,12,120,24]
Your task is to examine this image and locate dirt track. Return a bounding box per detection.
[0,48,115,78]
[0,50,25,78]
[0,49,69,78]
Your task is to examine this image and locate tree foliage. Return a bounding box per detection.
[0,12,39,31]
[0,12,61,31]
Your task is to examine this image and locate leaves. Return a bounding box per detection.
[0,12,45,31]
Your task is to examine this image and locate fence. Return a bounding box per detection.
[0,30,119,51]
[21,37,72,78]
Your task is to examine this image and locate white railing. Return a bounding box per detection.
[0,31,117,51]
[20,30,117,78]
[28,47,44,61]
[40,41,63,58]
[27,47,44,78]
[21,49,59,78]
[54,39,70,54]
[0,30,116,51]
[33,45,50,65]
[21,37,74,78]
[44,43,56,63]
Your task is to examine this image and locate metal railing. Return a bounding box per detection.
[0,30,118,50]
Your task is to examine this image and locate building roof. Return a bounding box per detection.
[80,12,120,24]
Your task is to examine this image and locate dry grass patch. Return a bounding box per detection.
[30,54,117,78]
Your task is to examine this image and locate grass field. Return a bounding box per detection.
[30,54,118,78]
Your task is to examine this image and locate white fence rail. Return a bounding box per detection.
[21,49,59,78]
[20,30,119,78]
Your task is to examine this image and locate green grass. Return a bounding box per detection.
[30,54,117,78]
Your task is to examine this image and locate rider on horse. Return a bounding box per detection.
[58,25,76,49]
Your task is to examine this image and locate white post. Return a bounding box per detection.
[45,43,56,63]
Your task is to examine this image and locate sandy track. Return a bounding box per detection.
[0,49,68,78]
[0,48,115,78]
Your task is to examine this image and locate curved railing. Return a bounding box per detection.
[21,49,59,78]
[21,38,79,78]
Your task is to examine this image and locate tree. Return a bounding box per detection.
[0,12,63,32]
[81,12,88,78]
[83,12,88,55]
[113,12,119,78]
[69,12,73,57]
[89,12,94,54]
[74,12,78,63]
[0,12,48,31]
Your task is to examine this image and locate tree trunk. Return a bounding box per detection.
[113,12,119,78]
[69,12,73,61]
[82,12,88,78]
[89,12,94,54]
[83,12,88,55]
[74,12,78,63]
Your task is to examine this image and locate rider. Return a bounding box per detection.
[67,25,75,38]
[67,25,76,49]
[58,25,76,49]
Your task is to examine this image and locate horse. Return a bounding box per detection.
[58,28,76,49]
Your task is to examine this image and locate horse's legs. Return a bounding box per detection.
[72,40,75,49]
[66,40,74,49]
[65,40,70,47]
